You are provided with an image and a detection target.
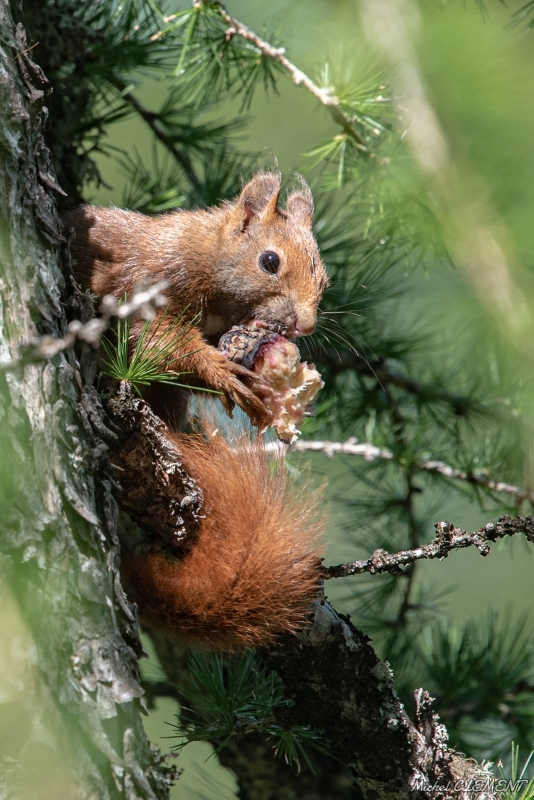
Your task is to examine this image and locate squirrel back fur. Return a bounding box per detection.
[63,171,328,345]
[64,171,329,432]
[64,171,328,649]
[120,430,325,651]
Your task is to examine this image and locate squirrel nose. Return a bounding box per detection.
[287,319,316,337]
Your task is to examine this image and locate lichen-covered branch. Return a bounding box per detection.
[279,439,534,506]
[262,601,495,800]
[104,382,203,553]
[0,280,170,372]
[327,515,534,578]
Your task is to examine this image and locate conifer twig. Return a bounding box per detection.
[383,382,421,625]
[118,88,203,192]
[326,514,534,578]
[189,1,369,152]
[272,439,534,505]
[0,281,169,371]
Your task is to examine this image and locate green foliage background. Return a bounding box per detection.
[83,0,534,793]
[3,0,534,796]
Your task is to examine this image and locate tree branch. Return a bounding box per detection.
[277,439,534,505]
[383,379,421,626]
[262,601,495,800]
[105,383,204,553]
[0,281,170,372]
[217,732,358,800]
[326,515,534,578]
[146,630,359,800]
[119,89,203,193]
[185,1,370,153]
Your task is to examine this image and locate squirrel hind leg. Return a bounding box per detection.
[121,431,325,651]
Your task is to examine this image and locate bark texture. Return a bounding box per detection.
[103,387,498,799]
[263,601,494,800]
[217,734,356,800]
[263,602,422,800]
[105,383,203,555]
[0,3,174,797]
[147,629,357,800]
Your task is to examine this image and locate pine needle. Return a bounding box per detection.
[101,304,219,395]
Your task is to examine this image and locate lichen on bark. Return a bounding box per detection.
[0,3,175,797]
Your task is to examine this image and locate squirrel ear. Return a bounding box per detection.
[237,172,281,230]
[286,177,314,228]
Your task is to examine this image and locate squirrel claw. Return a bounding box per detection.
[224,358,267,388]
[222,374,273,432]
[220,393,235,419]
[215,353,272,429]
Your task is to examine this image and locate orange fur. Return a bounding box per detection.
[120,432,324,651]
[63,172,329,431]
[64,172,329,650]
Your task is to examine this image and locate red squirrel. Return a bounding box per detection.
[64,171,329,650]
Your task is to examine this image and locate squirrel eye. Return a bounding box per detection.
[258,251,280,275]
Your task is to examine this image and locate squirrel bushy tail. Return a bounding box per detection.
[120,431,325,651]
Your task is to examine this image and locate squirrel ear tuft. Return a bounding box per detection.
[286,177,314,228]
[237,172,281,229]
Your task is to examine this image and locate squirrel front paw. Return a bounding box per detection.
[216,358,274,431]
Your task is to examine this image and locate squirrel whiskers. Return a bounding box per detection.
[120,431,325,651]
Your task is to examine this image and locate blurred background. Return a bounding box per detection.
[3,0,534,796]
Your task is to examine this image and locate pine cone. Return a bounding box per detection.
[219,323,324,444]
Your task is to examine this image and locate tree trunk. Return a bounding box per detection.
[0,3,175,797]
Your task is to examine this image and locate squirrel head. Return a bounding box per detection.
[206,172,328,340]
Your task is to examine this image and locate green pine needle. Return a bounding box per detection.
[101,303,218,395]
[169,651,327,772]
[498,744,534,799]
